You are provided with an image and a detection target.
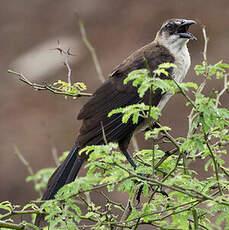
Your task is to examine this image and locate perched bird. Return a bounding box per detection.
[35,18,196,225]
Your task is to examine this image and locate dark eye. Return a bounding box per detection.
[165,23,175,31]
[166,24,172,29]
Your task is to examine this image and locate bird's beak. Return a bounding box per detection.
[177,19,197,40]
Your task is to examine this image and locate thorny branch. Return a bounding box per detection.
[54,39,74,87]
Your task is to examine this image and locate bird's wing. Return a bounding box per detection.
[76,42,174,148]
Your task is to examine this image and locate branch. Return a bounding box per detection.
[203,132,223,195]
[202,25,209,63]
[54,40,74,88]
[100,192,125,211]
[8,70,92,98]
[173,78,196,108]
[14,146,42,196]
[0,221,25,230]
[215,73,228,107]
[188,25,209,137]
[1,209,42,221]
[78,18,105,83]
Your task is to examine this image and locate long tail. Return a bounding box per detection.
[35,145,85,226]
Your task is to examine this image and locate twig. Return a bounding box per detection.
[0,220,25,230]
[154,148,177,169]
[1,209,43,221]
[173,78,196,108]
[100,192,125,211]
[54,40,75,88]
[116,199,132,230]
[78,18,105,83]
[130,200,199,223]
[188,218,209,230]
[155,122,180,150]
[188,25,209,138]
[215,73,228,107]
[202,26,208,63]
[8,70,92,98]
[14,146,42,197]
[203,132,223,195]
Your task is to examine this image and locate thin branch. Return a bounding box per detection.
[0,220,25,230]
[54,40,74,88]
[203,132,223,195]
[147,201,200,223]
[188,218,209,230]
[100,192,125,211]
[116,199,132,230]
[1,209,43,221]
[188,25,209,137]
[154,148,178,169]
[8,70,92,97]
[173,78,196,108]
[202,26,209,63]
[78,18,105,83]
[130,200,199,223]
[14,146,42,197]
[215,73,228,107]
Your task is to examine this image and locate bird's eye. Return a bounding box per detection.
[166,24,172,28]
[165,23,174,30]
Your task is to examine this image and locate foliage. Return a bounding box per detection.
[2,30,229,230]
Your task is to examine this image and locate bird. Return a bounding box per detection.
[35,18,196,225]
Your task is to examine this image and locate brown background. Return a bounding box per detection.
[1,0,228,225]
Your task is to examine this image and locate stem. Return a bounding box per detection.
[204,133,223,195]
[202,26,208,63]
[78,19,105,83]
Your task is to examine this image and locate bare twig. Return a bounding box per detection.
[54,40,74,88]
[188,25,209,138]
[78,18,105,83]
[14,146,42,196]
[203,132,223,195]
[215,73,228,107]
[202,26,209,63]
[100,192,125,211]
[116,199,132,230]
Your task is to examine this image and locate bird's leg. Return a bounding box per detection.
[119,146,137,170]
[119,143,146,203]
[118,138,167,203]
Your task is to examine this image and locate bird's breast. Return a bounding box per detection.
[173,45,191,83]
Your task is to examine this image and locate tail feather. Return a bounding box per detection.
[35,145,85,226]
[42,145,79,200]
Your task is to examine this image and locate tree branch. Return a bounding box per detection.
[8,70,92,97]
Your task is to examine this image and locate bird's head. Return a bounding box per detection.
[156,18,197,49]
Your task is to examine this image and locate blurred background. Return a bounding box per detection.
[1,0,228,225]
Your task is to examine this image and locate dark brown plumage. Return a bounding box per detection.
[35,18,196,226]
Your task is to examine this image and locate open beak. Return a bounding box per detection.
[177,19,197,40]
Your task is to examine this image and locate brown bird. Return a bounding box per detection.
[35,18,196,225]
